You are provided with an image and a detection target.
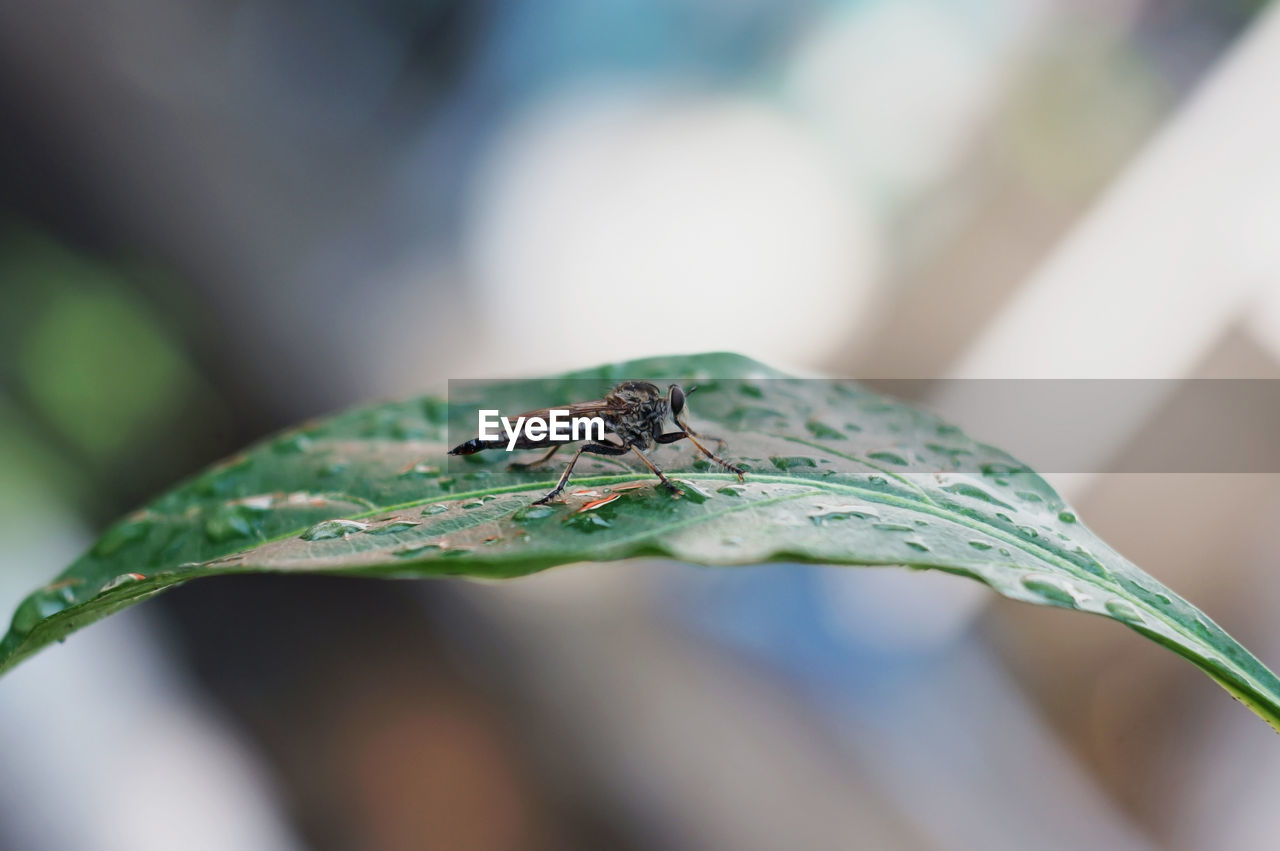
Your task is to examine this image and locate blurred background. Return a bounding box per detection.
[1,0,1279,848]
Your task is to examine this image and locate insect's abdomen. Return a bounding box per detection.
[448,437,501,455]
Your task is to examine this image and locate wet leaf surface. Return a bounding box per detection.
[4,353,1279,731]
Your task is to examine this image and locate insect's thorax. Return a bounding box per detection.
[603,382,668,447]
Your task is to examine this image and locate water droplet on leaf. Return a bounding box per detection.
[873,522,914,533]
[867,451,908,466]
[1105,599,1144,624]
[514,504,555,521]
[805,420,845,440]
[771,456,817,470]
[365,520,420,535]
[673,480,711,503]
[92,517,153,558]
[809,505,879,525]
[1021,575,1081,607]
[300,519,369,541]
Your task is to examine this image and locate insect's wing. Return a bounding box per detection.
[504,399,618,450]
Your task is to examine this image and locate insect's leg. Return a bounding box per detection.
[657,429,746,481]
[701,432,730,452]
[508,444,561,470]
[533,442,630,504]
[676,422,726,450]
[630,446,681,494]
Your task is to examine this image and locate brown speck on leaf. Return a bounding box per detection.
[578,493,622,512]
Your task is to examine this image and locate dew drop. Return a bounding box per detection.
[717,484,745,497]
[809,505,879,525]
[421,504,449,516]
[905,540,930,552]
[1070,547,1111,579]
[203,506,261,543]
[364,520,420,535]
[805,420,845,440]
[1021,575,1081,607]
[867,450,908,466]
[674,480,711,503]
[939,482,1013,509]
[873,522,913,533]
[968,540,993,551]
[924,442,973,458]
[514,504,555,521]
[1105,599,1144,624]
[1058,511,1077,524]
[771,456,817,470]
[10,587,75,635]
[300,519,369,541]
[92,518,153,558]
[564,512,611,532]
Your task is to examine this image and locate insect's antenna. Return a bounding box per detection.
[686,384,700,396]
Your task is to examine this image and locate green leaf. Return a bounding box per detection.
[4,352,1279,732]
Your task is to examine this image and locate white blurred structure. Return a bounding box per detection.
[463,91,880,375]
[0,447,302,851]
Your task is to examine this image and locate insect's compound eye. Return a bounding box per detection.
[669,384,685,416]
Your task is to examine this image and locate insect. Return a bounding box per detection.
[449,381,745,505]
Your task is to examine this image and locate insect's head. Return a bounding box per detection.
[668,383,702,422]
[668,384,686,417]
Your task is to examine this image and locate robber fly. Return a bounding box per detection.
[449,381,745,505]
